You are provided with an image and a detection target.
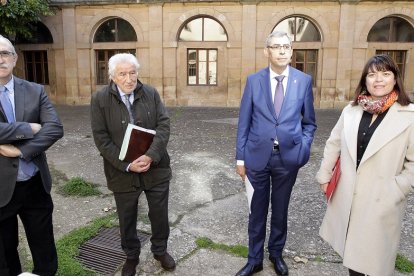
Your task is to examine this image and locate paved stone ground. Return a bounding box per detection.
[22,106,414,275]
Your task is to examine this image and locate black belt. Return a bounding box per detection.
[273,144,280,150]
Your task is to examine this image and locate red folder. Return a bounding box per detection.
[326,157,341,201]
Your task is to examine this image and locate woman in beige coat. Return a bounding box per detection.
[316,54,414,276]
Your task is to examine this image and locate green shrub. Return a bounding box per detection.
[62,177,101,197]
[395,254,414,273]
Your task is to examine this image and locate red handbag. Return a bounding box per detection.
[325,157,341,201]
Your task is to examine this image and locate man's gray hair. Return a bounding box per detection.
[0,35,16,54]
[108,53,140,80]
[265,31,292,48]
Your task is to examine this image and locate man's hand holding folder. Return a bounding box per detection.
[129,155,152,173]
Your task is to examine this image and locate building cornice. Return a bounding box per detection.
[49,0,414,6]
[50,0,365,6]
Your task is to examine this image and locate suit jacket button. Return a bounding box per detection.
[12,164,17,168]
[276,123,279,126]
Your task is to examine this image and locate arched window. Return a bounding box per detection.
[15,22,53,44]
[93,18,137,84]
[272,16,321,42]
[94,18,137,42]
[272,16,321,86]
[368,16,414,42]
[179,16,226,86]
[179,16,227,41]
[369,16,414,79]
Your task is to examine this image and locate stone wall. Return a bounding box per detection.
[13,0,414,107]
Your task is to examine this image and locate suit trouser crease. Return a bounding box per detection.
[114,180,170,259]
[0,173,57,276]
[246,151,298,264]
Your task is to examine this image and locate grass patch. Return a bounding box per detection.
[314,256,323,262]
[56,214,118,275]
[61,177,101,197]
[195,237,248,258]
[395,254,414,273]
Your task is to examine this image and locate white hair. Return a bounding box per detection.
[108,53,140,80]
[0,35,16,54]
[265,31,292,47]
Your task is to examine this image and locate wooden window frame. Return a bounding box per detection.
[291,49,318,87]
[23,51,49,85]
[187,48,218,86]
[95,49,136,85]
[375,50,406,79]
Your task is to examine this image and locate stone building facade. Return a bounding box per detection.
[10,0,414,108]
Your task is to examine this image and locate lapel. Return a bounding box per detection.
[278,66,299,120]
[258,68,277,120]
[13,77,25,122]
[284,66,298,101]
[343,105,363,164]
[359,103,412,165]
[0,94,5,122]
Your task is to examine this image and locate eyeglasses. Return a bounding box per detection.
[117,71,137,79]
[0,51,15,59]
[267,44,292,51]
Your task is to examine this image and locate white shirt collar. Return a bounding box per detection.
[117,86,134,102]
[269,66,289,79]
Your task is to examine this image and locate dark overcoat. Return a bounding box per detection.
[91,80,171,192]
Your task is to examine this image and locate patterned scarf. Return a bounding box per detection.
[357,90,398,114]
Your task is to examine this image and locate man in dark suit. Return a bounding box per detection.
[235,31,317,276]
[0,35,64,276]
[91,53,175,276]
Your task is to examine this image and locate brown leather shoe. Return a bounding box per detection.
[121,258,139,276]
[154,252,176,271]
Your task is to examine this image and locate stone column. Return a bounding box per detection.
[240,4,257,99]
[335,2,357,108]
[148,4,164,98]
[61,7,79,104]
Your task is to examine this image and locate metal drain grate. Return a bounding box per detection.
[76,227,150,276]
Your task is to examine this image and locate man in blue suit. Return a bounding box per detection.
[235,31,316,276]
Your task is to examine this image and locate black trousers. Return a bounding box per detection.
[349,269,367,276]
[114,180,170,259]
[0,173,58,276]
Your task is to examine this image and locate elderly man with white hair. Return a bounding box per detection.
[90,53,175,276]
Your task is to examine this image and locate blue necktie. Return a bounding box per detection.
[274,75,285,117]
[0,85,15,123]
[124,94,134,124]
[0,85,37,179]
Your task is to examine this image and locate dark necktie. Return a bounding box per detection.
[0,85,36,177]
[274,75,285,117]
[124,94,134,124]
